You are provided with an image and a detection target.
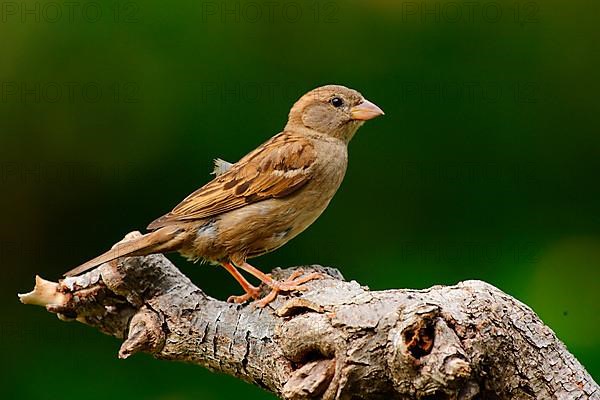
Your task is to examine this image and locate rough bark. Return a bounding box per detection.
[19,234,598,400]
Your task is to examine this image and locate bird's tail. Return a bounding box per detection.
[63,227,184,277]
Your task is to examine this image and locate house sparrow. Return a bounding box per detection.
[64,84,384,306]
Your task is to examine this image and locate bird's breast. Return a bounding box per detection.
[308,137,349,194]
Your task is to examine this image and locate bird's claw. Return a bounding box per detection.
[227,286,261,304]
[254,270,325,308]
[226,269,325,307]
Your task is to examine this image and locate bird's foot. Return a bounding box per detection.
[227,285,261,304]
[254,269,324,308]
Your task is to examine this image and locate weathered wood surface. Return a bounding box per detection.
[20,242,598,399]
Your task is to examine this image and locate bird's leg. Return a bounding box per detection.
[236,262,324,307]
[220,262,261,304]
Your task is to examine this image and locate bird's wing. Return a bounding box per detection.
[147,132,316,229]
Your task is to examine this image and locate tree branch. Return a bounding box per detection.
[19,233,598,399]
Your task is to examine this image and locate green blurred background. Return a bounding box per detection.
[1,0,598,398]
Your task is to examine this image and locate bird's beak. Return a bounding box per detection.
[351,99,385,121]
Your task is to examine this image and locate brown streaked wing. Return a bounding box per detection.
[147,132,316,230]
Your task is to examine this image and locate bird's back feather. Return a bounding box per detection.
[147,132,316,229]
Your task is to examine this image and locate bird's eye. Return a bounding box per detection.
[330,97,344,108]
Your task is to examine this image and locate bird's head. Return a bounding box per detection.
[287,85,383,142]
[286,84,384,142]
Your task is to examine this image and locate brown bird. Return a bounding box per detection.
[64,84,384,306]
